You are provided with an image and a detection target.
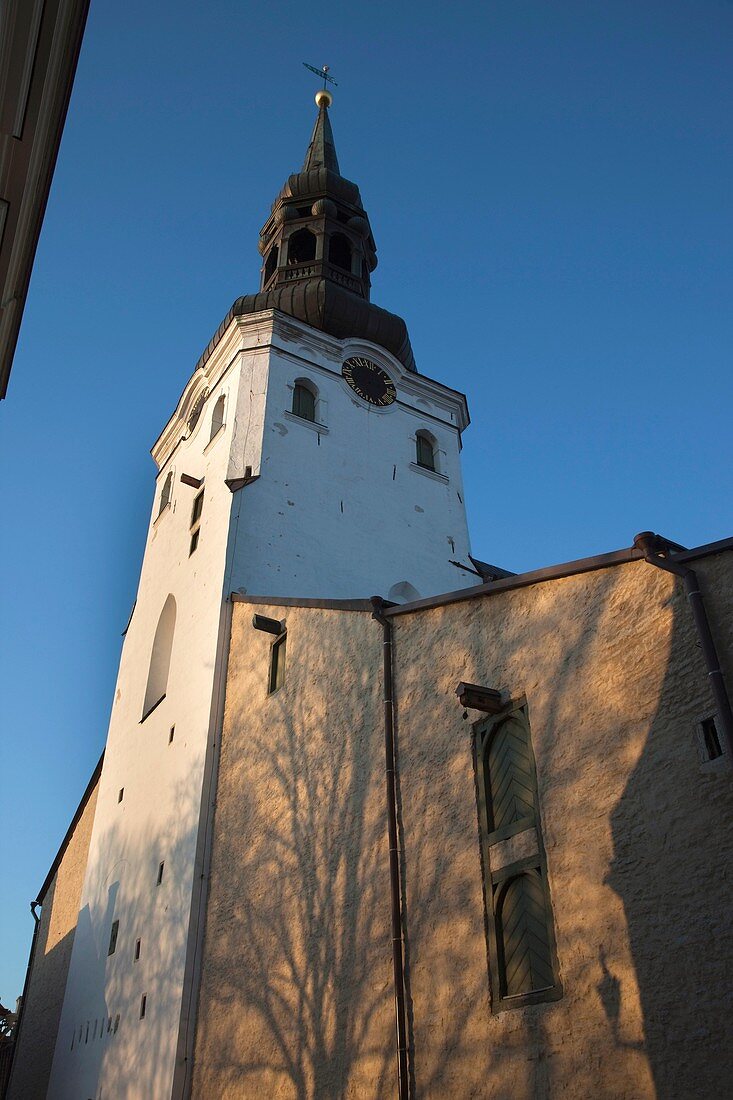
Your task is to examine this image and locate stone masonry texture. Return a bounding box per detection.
[193,552,733,1099]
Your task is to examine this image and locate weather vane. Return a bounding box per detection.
[303,62,338,90]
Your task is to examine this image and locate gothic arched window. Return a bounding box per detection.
[288,229,316,265]
[328,232,352,272]
[157,471,173,517]
[476,707,562,1010]
[415,431,437,472]
[142,595,176,719]
[210,394,225,442]
[292,379,317,423]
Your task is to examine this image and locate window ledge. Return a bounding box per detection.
[203,424,225,453]
[153,502,171,527]
[409,461,448,483]
[283,410,329,434]
[140,694,166,723]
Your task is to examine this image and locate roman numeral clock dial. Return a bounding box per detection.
[342,356,397,407]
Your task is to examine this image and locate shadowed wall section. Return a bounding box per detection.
[7,776,99,1100]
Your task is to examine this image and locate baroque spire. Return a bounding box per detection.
[215,90,417,373]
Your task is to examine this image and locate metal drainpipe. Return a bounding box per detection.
[5,901,42,1095]
[633,531,733,765]
[371,597,409,1100]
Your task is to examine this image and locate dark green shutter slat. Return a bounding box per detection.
[499,872,555,996]
[488,717,535,830]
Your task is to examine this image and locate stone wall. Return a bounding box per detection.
[8,778,99,1100]
[391,551,733,1099]
[191,602,394,1099]
[193,550,733,1099]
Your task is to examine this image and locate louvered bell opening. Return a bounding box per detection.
[496,870,555,997]
[486,715,536,836]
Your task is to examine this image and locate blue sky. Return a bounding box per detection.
[1,0,731,1002]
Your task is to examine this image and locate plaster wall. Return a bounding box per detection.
[7,781,99,1100]
[39,304,478,1100]
[226,312,475,601]
[191,602,395,1099]
[390,552,733,1099]
[45,327,253,1099]
[193,552,733,1100]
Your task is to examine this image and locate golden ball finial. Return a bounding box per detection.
[315,89,333,109]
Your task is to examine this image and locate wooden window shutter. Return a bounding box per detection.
[496,871,556,997]
[475,704,562,1010]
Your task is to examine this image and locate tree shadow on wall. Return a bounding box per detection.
[195,614,397,1100]
[391,565,658,1100]
[41,770,203,1100]
[607,574,733,1099]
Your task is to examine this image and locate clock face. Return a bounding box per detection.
[342,356,397,407]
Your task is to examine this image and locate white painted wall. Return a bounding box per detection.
[226,312,475,601]
[48,308,476,1099]
[46,329,254,1099]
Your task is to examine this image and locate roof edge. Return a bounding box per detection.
[36,751,104,904]
[383,535,733,617]
[231,594,375,612]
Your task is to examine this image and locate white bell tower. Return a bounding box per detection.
[47,91,475,1099]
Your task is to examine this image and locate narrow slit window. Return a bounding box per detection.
[157,861,165,885]
[118,788,124,803]
[189,489,204,555]
[169,726,175,744]
[139,994,147,1020]
[269,632,286,694]
[108,919,119,956]
[134,938,141,961]
[157,470,173,517]
[701,715,723,760]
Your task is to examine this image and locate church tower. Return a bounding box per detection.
[46,91,475,1099]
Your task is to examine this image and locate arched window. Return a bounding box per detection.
[287,229,316,265]
[292,379,316,422]
[415,431,436,472]
[485,713,535,833]
[328,232,352,271]
[264,245,278,284]
[209,394,225,441]
[157,471,173,517]
[142,595,176,719]
[476,708,561,1010]
[495,871,556,998]
[387,581,421,605]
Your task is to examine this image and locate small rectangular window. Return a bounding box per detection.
[169,726,175,744]
[701,715,723,761]
[108,919,119,956]
[118,787,124,803]
[134,938,141,961]
[157,860,165,885]
[139,994,147,1020]
[268,632,286,694]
